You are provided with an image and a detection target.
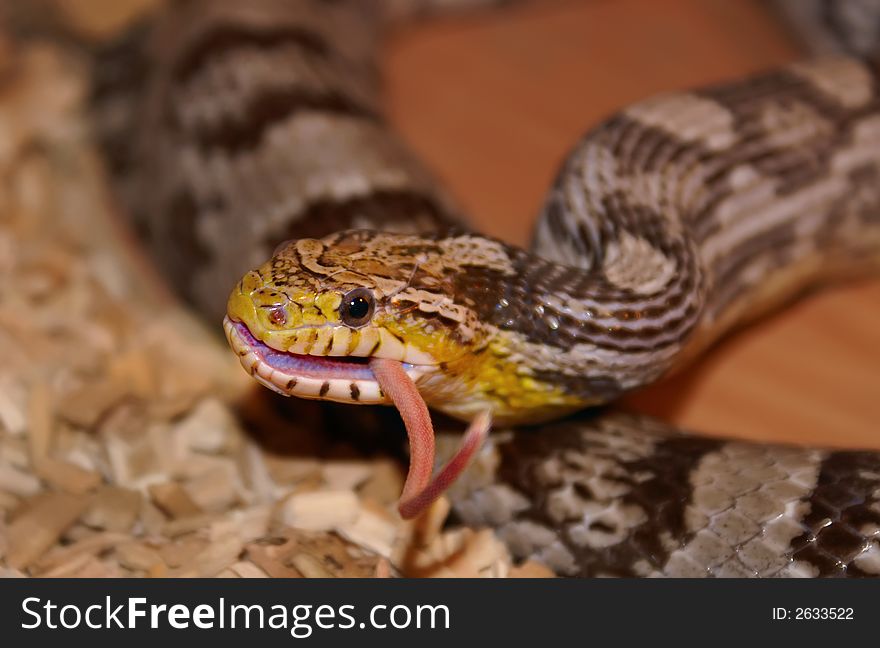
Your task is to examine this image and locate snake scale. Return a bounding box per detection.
[89,0,880,577]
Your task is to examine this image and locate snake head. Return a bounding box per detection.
[224,229,491,409]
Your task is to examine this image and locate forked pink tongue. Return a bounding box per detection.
[369,358,491,519]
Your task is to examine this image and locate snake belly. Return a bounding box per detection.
[93,0,880,576]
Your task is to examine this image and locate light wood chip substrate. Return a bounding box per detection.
[0,41,552,579]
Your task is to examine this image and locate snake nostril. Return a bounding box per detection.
[268,306,287,327]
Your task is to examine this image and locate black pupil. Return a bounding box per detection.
[347,297,370,320]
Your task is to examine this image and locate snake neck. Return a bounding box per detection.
[432,237,705,422]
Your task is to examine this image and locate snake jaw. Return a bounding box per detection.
[223,317,435,403]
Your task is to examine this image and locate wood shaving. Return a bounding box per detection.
[278,490,361,532]
[5,491,90,569]
[82,486,142,532]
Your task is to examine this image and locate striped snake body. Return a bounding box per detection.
[93,0,880,576]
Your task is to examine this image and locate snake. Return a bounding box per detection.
[87,0,880,577]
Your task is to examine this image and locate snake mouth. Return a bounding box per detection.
[223,317,427,403]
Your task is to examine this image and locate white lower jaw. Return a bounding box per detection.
[224,317,432,404]
[247,352,424,404]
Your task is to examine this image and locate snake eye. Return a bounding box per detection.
[340,288,375,328]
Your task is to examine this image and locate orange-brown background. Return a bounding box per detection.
[384,0,880,448]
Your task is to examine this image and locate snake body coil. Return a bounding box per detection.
[94,0,880,576]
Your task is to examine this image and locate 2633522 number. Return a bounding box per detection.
[795,608,854,620]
